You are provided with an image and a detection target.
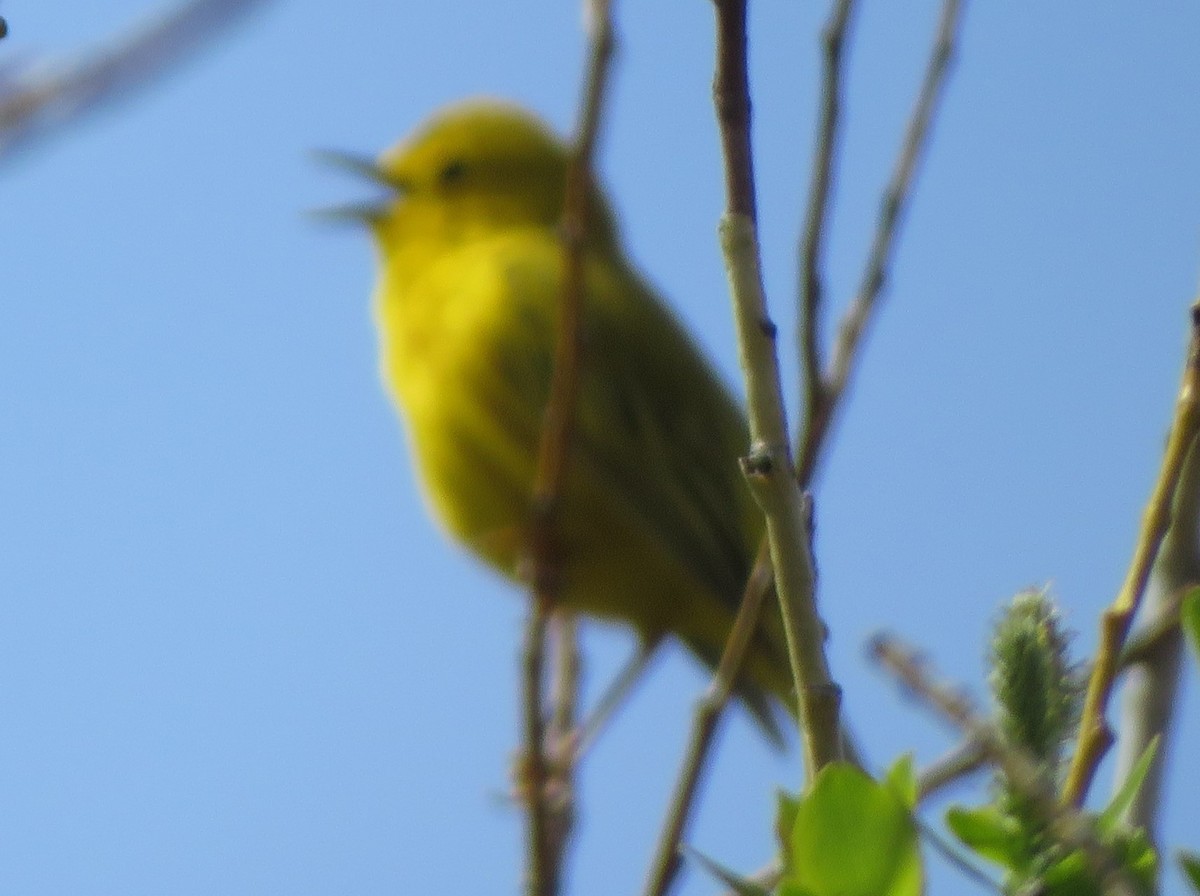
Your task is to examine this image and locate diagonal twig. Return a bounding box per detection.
[797,0,965,486]
[642,542,776,896]
[1062,302,1200,808]
[798,0,858,477]
[0,0,267,163]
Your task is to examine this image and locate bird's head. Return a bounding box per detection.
[321,100,617,251]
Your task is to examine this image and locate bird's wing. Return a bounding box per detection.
[475,233,787,734]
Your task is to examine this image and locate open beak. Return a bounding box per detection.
[311,150,400,224]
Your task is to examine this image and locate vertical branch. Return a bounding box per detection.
[712,0,843,777]
[797,0,964,487]
[522,1,617,893]
[798,0,858,471]
[519,606,554,896]
[1062,303,1200,807]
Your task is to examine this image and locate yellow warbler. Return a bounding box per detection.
[341,99,792,736]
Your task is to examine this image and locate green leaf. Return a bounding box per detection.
[1098,737,1159,833]
[782,762,921,896]
[1037,833,1157,896]
[885,753,919,808]
[685,847,772,896]
[1113,827,1158,894]
[1179,850,1200,892]
[1184,588,1200,662]
[1029,828,1157,896]
[945,805,1027,869]
[1038,851,1097,896]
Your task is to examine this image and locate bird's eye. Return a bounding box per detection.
[439,159,468,186]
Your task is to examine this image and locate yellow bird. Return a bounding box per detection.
[338,99,793,738]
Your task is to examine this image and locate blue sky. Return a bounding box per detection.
[3,2,1200,894]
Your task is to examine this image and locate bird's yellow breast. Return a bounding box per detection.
[375,228,557,567]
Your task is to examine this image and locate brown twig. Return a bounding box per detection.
[871,634,1137,896]
[798,0,858,476]
[518,604,554,896]
[797,0,965,486]
[1062,302,1200,808]
[521,1,617,893]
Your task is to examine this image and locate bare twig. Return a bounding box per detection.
[642,543,775,896]
[647,1,965,889]
[1062,302,1200,808]
[916,737,989,802]
[1112,302,1200,839]
[521,1,617,892]
[798,0,858,471]
[914,817,999,892]
[0,0,267,163]
[518,604,555,896]
[871,634,1137,896]
[712,0,843,775]
[569,640,658,760]
[797,0,965,486]
[545,611,581,861]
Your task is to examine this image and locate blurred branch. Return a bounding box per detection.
[522,0,616,892]
[797,0,965,486]
[871,634,1137,896]
[799,0,858,475]
[0,0,266,164]
[916,737,988,802]
[1062,302,1200,808]
[1112,302,1200,839]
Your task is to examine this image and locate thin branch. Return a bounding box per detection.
[1111,287,1200,841]
[1113,303,1200,842]
[797,0,965,486]
[1062,302,1200,807]
[871,634,1137,896]
[642,542,774,896]
[544,612,581,863]
[798,0,858,470]
[1117,583,1194,668]
[518,604,554,896]
[712,0,843,776]
[0,0,267,163]
[521,0,617,892]
[570,640,658,760]
[916,737,989,803]
[643,16,819,872]
[915,817,1000,893]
